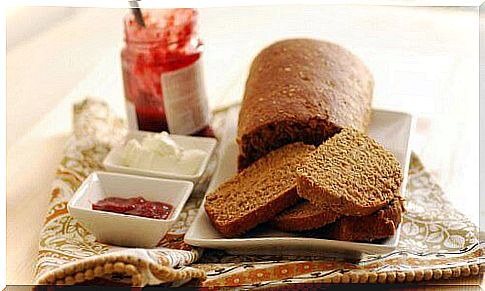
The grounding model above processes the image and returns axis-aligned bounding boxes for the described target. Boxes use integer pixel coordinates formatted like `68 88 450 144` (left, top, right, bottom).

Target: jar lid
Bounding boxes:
124 9 197 45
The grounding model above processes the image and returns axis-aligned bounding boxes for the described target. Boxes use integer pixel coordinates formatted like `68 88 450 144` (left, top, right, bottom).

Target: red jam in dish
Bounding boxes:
92 196 173 220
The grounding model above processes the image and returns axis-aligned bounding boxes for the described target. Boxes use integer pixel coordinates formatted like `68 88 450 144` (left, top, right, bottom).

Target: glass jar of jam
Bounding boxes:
121 9 213 136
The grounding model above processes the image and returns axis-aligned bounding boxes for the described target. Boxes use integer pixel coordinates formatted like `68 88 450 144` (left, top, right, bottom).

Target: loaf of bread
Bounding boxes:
272 200 341 232
237 38 374 170
204 143 315 237
297 128 403 217
324 198 404 242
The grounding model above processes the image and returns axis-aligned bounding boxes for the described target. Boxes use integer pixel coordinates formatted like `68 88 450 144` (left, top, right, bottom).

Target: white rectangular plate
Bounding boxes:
185 107 414 257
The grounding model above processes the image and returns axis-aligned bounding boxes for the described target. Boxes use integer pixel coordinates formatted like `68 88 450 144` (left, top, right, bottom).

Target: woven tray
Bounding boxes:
34 99 483 287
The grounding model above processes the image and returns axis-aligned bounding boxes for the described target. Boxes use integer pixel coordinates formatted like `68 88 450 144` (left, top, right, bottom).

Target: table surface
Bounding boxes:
6 5 482 287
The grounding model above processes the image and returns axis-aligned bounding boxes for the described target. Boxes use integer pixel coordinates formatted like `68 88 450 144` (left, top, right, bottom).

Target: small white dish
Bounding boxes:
185 107 414 257
68 172 194 248
103 131 217 182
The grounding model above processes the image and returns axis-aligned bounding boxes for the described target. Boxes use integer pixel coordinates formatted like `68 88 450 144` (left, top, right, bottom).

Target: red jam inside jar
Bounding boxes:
121 9 214 137
92 196 173 220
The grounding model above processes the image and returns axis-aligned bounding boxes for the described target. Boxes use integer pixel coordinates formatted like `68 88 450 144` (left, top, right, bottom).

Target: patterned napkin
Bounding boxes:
34 98 483 287
34 99 206 286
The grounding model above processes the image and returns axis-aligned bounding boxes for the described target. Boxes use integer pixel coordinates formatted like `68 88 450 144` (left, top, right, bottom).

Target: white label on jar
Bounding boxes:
161 58 210 135
125 100 139 130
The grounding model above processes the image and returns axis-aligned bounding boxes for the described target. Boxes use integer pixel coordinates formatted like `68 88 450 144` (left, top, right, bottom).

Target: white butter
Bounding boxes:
121 132 207 175
141 131 182 158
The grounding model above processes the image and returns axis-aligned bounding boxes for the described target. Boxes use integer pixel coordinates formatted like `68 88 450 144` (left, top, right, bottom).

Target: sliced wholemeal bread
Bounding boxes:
204 142 316 237
297 128 403 216
272 200 341 232
323 197 404 242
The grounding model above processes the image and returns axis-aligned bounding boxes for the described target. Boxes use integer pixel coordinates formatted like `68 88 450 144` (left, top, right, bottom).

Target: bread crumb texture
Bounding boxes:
205 142 315 236
326 197 404 241
272 200 341 231
297 128 403 216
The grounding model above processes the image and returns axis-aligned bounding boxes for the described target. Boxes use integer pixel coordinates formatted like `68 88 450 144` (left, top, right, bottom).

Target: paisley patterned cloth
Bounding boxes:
34 99 207 286
34 98 483 287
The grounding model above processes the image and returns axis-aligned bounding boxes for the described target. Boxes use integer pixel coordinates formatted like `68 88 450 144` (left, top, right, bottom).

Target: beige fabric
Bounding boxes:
34 98 483 287
34 99 208 286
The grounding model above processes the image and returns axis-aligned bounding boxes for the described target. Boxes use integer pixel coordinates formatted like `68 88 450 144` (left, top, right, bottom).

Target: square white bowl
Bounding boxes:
103 131 217 182
185 107 414 257
68 172 194 248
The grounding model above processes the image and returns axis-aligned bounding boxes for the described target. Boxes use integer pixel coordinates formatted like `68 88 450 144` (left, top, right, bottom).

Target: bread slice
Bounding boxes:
204 142 315 237
272 200 341 232
297 128 402 216
324 197 404 242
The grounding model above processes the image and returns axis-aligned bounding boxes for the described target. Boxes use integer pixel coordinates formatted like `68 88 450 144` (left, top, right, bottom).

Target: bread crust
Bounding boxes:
272 200 341 232
237 38 374 170
296 128 403 216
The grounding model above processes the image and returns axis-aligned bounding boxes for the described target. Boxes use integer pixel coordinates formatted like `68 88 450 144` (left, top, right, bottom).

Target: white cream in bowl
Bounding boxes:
121 132 208 175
